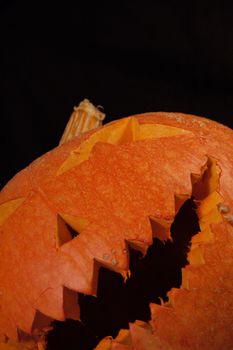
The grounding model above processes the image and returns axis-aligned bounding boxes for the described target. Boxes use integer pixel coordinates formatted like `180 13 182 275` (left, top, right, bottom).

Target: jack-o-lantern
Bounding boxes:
0 100 233 350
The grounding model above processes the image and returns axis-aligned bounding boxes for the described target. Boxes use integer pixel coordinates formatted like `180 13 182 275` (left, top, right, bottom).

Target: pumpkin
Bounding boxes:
0 100 233 350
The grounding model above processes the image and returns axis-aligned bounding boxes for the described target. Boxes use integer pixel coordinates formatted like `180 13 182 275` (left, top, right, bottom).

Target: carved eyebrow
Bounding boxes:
57 117 191 176
0 197 26 226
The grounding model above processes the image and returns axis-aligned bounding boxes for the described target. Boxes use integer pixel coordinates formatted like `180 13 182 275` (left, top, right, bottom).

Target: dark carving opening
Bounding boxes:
56 215 80 247
47 197 199 350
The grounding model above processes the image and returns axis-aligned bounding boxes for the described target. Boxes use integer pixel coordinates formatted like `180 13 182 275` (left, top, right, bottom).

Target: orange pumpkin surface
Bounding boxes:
0 111 233 350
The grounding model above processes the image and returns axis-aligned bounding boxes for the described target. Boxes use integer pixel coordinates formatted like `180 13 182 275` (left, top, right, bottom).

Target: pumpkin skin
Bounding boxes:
0 112 233 349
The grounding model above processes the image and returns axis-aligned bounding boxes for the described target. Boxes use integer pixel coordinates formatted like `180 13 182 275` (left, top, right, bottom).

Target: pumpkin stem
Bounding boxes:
59 99 106 145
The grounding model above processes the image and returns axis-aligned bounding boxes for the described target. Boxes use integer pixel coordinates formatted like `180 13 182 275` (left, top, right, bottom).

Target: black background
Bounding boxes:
1 0 233 189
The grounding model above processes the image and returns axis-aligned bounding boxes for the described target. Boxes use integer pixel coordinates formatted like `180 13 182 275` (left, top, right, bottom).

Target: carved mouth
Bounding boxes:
44 157 223 350
46 197 199 350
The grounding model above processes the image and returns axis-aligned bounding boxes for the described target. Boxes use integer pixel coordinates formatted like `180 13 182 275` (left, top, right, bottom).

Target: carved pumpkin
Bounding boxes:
0 102 233 350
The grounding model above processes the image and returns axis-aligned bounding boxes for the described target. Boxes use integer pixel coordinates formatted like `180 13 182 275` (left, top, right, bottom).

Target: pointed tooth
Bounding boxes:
174 193 190 213
34 285 65 321
31 310 53 332
63 287 80 320
149 216 172 241
129 322 158 350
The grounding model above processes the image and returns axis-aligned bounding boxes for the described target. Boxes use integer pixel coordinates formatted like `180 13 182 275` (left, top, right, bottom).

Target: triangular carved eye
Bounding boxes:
56 214 89 247
56 215 75 247
56 215 80 247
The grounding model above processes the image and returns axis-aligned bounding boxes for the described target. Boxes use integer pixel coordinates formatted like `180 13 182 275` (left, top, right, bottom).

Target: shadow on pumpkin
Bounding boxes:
46 198 199 350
